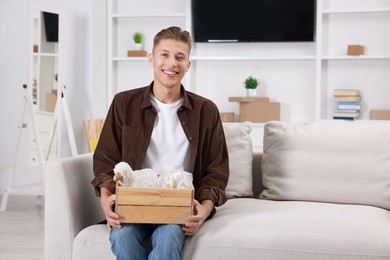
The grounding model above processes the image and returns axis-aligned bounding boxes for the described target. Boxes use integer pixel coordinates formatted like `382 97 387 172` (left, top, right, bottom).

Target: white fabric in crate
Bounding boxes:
260 121 390 210
223 122 253 198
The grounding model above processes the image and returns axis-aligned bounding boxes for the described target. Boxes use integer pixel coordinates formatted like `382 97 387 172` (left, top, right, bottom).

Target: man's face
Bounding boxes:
148 39 191 91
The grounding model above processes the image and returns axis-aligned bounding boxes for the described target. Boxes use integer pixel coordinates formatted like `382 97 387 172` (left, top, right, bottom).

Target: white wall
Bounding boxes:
0 0 95 193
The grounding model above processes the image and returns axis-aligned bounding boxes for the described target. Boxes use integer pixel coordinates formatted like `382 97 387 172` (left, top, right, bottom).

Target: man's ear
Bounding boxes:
148 52 153 66
186 60 191 72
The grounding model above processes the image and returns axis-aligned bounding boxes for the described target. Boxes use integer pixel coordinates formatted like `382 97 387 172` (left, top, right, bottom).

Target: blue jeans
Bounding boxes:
109 224 185 260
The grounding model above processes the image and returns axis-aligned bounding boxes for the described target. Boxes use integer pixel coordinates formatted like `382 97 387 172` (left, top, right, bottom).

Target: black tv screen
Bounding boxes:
43 12 59 42
192 0 315 42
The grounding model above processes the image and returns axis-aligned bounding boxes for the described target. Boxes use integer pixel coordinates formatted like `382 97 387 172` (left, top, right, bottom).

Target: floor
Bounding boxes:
0 195 44 260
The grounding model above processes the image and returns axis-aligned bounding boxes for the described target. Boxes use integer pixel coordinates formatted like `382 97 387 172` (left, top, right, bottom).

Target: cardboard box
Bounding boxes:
229 96 280 123
220 112 235 122
127 50 147 57
370 109 390 120
347 45 364 56
115 184 194 224
46 90 57 112
239 102 280 122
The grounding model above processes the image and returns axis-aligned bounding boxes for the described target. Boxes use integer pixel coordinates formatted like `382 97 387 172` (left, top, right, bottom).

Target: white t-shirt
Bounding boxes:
142 94 191 173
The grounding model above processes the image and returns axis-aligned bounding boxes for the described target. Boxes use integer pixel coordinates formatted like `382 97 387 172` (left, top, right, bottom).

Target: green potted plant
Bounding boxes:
132 32 143 50
244 75 259 97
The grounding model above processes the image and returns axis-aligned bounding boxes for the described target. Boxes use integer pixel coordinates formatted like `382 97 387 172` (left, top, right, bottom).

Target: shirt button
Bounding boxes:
188 136 193 140
182 121 186 125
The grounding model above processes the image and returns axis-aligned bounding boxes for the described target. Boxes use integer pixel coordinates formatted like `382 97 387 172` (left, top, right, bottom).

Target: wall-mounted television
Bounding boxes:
43 12 59 42
192 0 315 43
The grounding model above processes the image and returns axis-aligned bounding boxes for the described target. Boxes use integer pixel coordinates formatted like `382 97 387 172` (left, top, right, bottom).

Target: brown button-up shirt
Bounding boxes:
92 83 229 206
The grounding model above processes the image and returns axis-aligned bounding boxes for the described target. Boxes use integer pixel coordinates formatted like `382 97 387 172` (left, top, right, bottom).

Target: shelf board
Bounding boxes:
323 9 390 15
112 57 148 61
112 13 186 19
33 52 58 57
190 56 316 61
322 55 390 60
112 56 316 62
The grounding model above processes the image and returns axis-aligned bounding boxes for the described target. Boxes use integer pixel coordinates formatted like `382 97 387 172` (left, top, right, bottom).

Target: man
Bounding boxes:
92 26 229 260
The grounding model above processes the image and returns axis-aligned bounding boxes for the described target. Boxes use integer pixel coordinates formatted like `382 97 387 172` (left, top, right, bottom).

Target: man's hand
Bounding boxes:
100 187 121 232
183 199 214 236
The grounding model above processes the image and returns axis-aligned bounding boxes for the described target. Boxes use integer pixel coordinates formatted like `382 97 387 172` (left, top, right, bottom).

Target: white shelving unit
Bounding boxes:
106 0 390 122
317 0 390 120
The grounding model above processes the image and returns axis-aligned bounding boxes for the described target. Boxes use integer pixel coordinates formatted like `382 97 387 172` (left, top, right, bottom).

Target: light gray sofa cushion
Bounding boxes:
260 121 390 210
183 198 390 260
223 122 253 198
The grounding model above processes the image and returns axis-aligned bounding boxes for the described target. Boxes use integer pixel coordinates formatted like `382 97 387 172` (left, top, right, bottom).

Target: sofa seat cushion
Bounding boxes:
73 224 115 260
183 198 390 260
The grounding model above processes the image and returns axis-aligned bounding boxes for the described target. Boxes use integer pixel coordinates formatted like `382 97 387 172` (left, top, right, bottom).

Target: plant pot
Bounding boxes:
135 43 142 50
246 88 257 97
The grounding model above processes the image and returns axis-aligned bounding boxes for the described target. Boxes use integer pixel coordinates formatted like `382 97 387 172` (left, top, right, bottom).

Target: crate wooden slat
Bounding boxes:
116 184 194 224
117 205 192 224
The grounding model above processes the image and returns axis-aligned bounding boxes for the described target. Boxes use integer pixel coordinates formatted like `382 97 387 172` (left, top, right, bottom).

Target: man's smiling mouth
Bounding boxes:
163 70 178 75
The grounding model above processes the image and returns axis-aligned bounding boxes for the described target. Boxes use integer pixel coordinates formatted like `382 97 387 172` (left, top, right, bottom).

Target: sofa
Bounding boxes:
45 121 390 260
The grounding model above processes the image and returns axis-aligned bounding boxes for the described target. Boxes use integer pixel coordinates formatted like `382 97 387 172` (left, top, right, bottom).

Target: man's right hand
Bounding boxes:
100 187 121 232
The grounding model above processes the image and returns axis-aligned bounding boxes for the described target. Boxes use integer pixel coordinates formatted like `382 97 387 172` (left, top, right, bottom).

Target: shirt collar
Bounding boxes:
141 81 193 111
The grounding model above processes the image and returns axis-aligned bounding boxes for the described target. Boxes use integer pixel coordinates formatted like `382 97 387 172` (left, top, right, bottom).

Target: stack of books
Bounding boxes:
333 89 361 120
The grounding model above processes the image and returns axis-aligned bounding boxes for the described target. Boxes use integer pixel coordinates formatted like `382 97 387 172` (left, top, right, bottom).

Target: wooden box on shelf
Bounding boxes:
370 109 390 120
220 112 235 122
347 45 364 56
46 90 57 112
127 50 147 57
115 183 194 224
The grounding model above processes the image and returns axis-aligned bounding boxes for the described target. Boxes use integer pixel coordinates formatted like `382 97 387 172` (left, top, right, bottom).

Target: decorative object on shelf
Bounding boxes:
370 109 390 120
220 112 235 122
244 75 259 97
32 79 38 104
83 118 105 152
132 32 143 50
127 32 146 57
33 45 39 53
46 90 57 112
333 89 361 120
347 45 364 56
127 50 147 57
229 96 280 123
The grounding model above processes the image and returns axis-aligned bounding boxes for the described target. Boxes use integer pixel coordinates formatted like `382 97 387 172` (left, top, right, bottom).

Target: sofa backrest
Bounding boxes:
260 120 390 210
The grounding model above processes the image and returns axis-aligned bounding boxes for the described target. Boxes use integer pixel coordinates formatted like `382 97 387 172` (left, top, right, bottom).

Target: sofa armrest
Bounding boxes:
44 153 104 260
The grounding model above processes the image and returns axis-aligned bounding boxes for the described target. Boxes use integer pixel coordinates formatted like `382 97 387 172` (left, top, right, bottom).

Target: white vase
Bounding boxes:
135 43 142 50
246 88 257 97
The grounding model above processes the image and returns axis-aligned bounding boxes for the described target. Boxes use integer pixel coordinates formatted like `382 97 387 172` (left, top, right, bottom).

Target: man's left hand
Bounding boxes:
183 199 214 236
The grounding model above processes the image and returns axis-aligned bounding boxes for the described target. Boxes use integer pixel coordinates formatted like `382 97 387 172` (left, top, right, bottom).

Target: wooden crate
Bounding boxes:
115 184 194 224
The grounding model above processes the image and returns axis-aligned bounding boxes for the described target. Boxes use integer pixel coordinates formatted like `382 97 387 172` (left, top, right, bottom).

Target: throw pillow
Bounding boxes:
260 121 390 210
223 122 253 198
